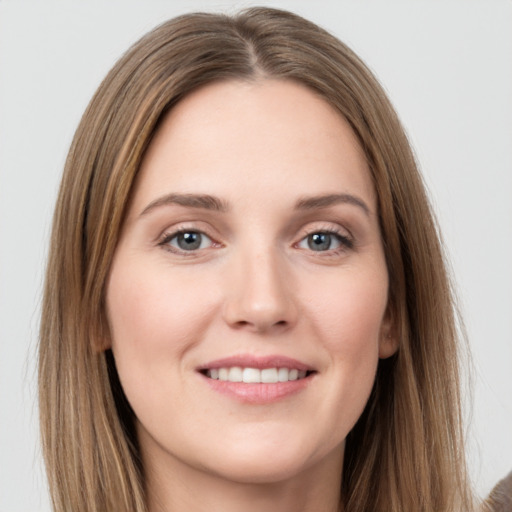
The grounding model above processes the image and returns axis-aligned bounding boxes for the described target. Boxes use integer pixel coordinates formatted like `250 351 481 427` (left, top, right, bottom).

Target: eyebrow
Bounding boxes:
140 193 230 216
139 192 370 217
294 193 371 216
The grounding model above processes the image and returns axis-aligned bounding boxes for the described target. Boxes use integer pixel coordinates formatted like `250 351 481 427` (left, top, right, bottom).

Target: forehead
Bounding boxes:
130 79 375 216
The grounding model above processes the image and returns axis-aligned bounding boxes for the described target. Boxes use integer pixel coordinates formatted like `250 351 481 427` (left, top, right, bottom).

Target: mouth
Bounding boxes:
200 367 314 383
197 355 317 403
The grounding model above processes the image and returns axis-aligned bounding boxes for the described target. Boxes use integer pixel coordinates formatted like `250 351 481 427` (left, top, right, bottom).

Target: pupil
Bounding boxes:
308 233 331 251
178 232 201 250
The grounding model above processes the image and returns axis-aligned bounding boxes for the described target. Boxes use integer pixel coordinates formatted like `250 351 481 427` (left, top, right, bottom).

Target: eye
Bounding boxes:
297 231 352 252
161 230 213 252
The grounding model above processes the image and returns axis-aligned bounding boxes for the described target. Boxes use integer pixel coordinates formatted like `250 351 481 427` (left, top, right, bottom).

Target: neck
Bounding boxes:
142 439 344 512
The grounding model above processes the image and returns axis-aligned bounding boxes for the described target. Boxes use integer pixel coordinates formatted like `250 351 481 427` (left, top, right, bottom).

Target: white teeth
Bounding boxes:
228 367 243 382
261 368 278 383
207 367 309 383
242 367 260 383
278 368 289 382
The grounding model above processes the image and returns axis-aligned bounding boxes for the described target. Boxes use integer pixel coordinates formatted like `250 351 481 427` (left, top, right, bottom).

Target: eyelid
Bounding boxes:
155 221 354 256
296 222 353 241
155 220 218 242
294 223 355 252
157 223 222 255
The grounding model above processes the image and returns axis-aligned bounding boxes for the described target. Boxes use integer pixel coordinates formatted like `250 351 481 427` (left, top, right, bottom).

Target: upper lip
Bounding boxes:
198 354 314 372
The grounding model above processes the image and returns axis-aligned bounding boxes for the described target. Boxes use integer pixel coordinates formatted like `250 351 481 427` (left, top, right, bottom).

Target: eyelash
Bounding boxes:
158 228 219 255
157 226 354 256
295 226 354 256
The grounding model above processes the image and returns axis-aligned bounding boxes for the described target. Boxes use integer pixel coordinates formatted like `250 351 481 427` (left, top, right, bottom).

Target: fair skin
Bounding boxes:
106 79 396 512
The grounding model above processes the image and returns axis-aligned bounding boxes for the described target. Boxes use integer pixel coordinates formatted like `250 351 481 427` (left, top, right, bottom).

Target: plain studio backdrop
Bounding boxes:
0 1 511 510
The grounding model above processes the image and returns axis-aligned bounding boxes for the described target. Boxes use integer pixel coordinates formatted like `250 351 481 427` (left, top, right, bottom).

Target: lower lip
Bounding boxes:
200 373 313 404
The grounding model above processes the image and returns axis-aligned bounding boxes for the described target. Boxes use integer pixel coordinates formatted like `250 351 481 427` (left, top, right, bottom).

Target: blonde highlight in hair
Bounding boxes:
39 7 475 511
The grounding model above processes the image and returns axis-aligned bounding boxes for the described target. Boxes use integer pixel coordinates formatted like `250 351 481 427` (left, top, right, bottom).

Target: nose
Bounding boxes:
222 249 298 334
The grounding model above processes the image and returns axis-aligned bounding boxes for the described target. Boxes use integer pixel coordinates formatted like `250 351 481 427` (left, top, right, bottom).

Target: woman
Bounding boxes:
39 7 477 512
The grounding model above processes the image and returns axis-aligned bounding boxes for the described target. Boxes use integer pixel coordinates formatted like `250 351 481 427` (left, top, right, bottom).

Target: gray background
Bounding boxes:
1 1 511 510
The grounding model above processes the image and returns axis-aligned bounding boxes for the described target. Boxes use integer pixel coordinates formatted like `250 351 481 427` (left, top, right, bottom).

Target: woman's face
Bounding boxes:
106 79 395 485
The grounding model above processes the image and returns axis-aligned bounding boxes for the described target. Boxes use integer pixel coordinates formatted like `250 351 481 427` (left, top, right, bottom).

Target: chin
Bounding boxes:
207 453 311 485
198 437 329 485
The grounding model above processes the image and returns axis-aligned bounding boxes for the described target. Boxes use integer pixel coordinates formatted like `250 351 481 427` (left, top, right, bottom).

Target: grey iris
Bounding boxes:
308 233 331 251
177 232 202 250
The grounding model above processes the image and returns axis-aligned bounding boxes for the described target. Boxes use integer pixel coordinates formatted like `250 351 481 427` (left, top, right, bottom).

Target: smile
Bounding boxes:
197 355 316 403
204 367 311 383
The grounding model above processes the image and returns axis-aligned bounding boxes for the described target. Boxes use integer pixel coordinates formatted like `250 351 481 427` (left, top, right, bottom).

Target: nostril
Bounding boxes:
233 320 251 328
230 318 289 332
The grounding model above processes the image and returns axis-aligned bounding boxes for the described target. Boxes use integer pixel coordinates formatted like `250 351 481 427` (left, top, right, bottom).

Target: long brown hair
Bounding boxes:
39 7 475 511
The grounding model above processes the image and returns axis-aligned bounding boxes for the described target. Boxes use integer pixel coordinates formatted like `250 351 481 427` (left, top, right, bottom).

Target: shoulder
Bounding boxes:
482 471 512 512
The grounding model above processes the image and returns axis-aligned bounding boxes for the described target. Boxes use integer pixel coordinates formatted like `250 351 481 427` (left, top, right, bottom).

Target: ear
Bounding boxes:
93 336 112 353
92 313 112 353
378 306 399 359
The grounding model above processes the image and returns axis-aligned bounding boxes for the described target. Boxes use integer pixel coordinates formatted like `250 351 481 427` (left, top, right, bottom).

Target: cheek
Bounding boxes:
105 257 223 439
300 265 388 427
105 258 214 471
321 286 384 383
304 265 388 354
106 258 218 376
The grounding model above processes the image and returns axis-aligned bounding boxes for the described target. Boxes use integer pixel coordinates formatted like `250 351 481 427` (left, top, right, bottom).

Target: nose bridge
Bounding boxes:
223 242 297 332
